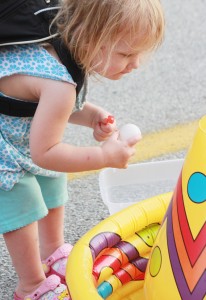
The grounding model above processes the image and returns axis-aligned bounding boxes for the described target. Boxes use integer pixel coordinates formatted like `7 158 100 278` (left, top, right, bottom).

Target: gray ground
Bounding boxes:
0 0 206 298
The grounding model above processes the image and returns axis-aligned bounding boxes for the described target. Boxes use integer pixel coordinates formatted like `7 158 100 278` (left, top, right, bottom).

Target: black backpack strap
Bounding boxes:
0 94 38 117
51 38 85 95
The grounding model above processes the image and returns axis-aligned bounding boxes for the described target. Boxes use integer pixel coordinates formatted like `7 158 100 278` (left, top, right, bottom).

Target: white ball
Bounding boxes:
119 123 142 141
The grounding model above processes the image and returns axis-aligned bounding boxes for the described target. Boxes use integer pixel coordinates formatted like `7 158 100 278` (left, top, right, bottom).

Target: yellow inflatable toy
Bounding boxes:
66 116 206 300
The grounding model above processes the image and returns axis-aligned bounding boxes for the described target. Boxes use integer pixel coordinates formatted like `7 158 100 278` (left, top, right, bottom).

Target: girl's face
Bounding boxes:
93 37 141 80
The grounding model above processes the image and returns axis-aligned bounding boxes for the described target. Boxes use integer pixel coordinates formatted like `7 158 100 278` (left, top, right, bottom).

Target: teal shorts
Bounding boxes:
0 172 69 234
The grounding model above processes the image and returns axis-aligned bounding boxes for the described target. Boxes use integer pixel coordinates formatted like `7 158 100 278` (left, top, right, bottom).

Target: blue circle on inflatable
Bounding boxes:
188 172 206 203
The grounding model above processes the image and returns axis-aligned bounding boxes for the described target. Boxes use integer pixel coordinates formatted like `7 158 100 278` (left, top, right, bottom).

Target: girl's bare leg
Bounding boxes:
38 206 65 260
3 222 46 298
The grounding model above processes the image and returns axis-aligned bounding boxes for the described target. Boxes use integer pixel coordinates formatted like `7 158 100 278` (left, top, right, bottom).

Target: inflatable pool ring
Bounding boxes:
66 192 172 300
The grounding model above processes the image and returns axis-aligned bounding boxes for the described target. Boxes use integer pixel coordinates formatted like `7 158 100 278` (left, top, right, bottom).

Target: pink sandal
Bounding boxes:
42 243 73 284
14 274 71 299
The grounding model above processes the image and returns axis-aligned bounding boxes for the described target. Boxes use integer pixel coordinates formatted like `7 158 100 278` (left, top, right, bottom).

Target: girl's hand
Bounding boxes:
101 131 139 169
93 112 116 142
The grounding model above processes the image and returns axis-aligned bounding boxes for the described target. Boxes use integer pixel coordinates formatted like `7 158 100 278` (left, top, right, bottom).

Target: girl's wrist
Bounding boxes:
96 145 108 169
100 143 111 168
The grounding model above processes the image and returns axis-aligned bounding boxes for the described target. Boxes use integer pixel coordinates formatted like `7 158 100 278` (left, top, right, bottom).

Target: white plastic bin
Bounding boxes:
99 159 184 214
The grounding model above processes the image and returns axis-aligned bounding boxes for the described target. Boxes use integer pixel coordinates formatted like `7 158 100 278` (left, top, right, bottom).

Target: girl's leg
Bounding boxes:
38 205 65 260
3 222 46 298
36 174 71 281
36 174 69 260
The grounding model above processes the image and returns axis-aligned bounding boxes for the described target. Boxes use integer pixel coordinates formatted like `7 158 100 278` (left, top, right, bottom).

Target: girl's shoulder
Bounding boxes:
0 44 76 85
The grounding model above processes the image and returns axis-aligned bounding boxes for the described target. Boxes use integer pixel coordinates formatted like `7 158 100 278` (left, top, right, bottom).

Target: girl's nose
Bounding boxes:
131 55 140 69
127 55 140 71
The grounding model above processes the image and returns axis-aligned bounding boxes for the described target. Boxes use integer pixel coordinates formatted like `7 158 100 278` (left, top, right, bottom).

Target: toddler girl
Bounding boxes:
0 0 164 299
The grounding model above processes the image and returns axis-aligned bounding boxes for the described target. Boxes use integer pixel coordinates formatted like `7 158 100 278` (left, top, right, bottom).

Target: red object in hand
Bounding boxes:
99 115 115 126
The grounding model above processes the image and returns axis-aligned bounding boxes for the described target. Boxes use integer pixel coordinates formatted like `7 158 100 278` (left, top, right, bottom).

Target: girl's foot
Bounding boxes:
42 243 73 284
14 274 71 300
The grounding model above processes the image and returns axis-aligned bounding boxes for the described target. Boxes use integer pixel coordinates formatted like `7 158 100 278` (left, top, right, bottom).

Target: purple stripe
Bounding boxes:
89 232 121 260
115 241 139 261
132 257 148 272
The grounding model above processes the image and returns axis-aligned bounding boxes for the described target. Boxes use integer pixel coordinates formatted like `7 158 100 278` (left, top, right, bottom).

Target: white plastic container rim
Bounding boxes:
99 159 184 214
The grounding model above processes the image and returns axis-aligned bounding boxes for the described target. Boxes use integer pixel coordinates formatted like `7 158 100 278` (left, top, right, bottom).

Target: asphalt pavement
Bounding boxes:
1 0 206 298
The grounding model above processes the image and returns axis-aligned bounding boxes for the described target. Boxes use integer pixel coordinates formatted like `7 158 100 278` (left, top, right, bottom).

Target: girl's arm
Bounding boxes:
30 78 138 172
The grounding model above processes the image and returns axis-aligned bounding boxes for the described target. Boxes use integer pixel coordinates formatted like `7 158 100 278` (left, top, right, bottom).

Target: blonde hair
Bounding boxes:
54 0 165 75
